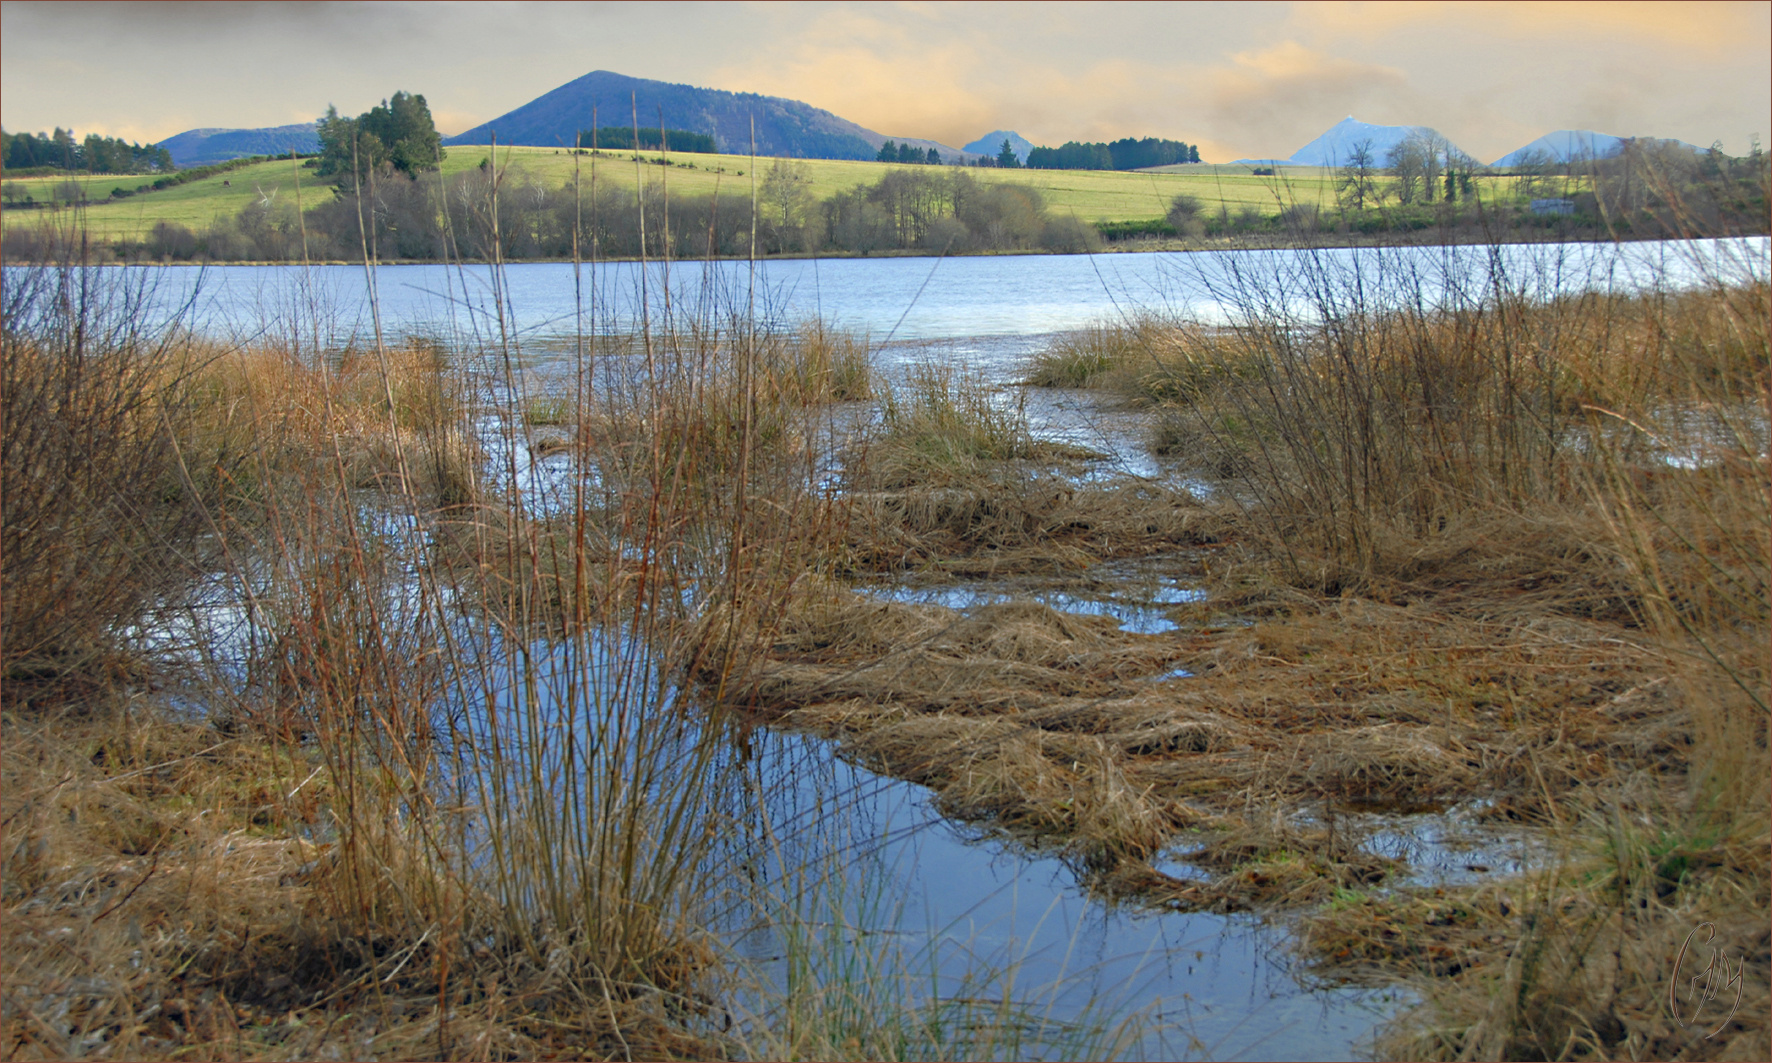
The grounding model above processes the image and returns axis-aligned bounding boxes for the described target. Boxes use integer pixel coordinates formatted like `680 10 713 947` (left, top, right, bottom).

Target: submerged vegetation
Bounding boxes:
2 126 1767 1063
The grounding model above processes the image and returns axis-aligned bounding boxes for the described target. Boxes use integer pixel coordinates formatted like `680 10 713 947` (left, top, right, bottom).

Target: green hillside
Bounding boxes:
5 157 320 241
3 144 1586 258
4 148 1344 243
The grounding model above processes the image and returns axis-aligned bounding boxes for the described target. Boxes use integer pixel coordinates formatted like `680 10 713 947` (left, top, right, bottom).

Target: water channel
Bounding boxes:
36 237 1768 1059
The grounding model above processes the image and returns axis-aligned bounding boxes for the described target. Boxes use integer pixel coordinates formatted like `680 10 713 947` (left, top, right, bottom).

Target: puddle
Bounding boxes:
858 555 1205 636
1151 803 1549 896
1360 809 1550 888
726 729 1398 1061
426 631 1398 1058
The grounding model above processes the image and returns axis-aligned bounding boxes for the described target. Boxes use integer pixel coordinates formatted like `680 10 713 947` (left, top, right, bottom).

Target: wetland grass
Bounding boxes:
718 243 1770 1060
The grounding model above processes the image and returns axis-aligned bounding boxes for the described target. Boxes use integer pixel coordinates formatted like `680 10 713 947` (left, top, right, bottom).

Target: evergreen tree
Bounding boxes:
997 138 1020 168
877 140 898 163
4 131 38 169
316 91 444 182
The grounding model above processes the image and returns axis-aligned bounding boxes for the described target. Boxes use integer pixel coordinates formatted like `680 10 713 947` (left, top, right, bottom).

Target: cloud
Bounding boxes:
2 1 1765 160
1295 0 1765 55
1274 1 1770 156
1195 42 1410 158
710 5 998 146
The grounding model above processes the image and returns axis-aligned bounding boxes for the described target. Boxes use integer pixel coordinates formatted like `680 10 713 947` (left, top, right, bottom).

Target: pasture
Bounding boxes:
4 146 1529 248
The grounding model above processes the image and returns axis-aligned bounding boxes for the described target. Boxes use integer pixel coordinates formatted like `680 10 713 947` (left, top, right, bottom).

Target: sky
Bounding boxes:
3 1 1768 163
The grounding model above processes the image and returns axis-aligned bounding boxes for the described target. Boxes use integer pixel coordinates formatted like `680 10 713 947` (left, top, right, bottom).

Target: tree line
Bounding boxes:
1022 137 1200 171
575 127 718 153
876 140 942 165
118 157 1099 262
45 85 1760 262
1323 130 1766 238
80 137 1767 263
2 128 172 174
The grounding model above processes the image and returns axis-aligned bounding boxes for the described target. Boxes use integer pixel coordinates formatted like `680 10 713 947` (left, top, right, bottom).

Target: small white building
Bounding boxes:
1530 198 1576 216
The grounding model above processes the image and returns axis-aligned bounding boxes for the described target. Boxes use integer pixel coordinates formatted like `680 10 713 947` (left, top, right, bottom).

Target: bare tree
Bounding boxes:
1387 137 1425 205
1387 130 1451 205
1337 139 1378 211
761 158 812 228
1512 148 1553 198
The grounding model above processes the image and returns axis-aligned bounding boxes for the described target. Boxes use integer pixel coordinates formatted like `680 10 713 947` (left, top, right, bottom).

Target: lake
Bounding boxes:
78 236 1770 357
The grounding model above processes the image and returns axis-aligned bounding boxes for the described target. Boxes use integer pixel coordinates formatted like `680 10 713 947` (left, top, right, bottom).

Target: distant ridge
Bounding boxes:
964 130 1032 164
156 123 319 167
1489 129 1703 167
1236 116 1471 167
446 70 970 161
1235 118 1709 171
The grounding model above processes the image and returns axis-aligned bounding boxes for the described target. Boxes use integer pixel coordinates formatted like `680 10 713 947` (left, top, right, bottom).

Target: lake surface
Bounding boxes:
65 236 1770 355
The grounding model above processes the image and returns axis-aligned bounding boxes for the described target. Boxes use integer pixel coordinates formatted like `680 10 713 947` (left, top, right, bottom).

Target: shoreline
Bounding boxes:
11 226 1766 268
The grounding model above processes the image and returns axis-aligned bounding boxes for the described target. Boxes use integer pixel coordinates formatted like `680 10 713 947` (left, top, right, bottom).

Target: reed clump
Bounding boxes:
856 361 1047 489
161 334 481 511
777 320 874 404
1 694 727 1061
1026 315 1267 406
1 268 221 691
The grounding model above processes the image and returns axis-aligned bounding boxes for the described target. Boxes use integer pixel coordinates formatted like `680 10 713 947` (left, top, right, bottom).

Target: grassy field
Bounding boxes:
3 146 1536 247
3 157 320 242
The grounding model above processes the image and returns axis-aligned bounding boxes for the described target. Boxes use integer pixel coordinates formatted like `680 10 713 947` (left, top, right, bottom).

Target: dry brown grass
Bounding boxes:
0 699 726 1061
0 258 844 1060
704 571 1685 895
181 337 482 507
8 220 1764 1061
699 482 1765 1057
837 475 1225 576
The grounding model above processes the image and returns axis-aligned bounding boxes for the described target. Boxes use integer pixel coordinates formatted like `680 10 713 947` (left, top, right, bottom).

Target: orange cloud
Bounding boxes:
1293 0 1762 54
712 4 998 146
1196 42 1411 157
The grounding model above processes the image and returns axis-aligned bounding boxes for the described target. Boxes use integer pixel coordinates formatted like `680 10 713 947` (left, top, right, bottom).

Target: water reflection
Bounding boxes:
727 728 1398 1061
860 554 1207 636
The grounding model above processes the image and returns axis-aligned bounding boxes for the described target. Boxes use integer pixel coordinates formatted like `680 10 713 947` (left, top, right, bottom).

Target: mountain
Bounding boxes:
1239 116 1471 168
156 124 319 167
1489 129 1703 167
446 70 970 161
964 130 1033 164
